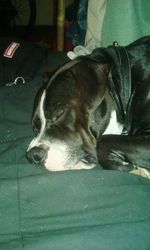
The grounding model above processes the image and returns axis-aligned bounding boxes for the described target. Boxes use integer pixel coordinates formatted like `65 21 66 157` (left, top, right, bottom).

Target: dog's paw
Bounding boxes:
130 167 150 179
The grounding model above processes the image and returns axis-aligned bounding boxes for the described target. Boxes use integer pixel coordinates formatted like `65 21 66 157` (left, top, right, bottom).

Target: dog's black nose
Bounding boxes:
26 146 46 164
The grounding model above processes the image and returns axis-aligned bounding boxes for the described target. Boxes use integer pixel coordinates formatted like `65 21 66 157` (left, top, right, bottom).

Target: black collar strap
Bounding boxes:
107 42 132 132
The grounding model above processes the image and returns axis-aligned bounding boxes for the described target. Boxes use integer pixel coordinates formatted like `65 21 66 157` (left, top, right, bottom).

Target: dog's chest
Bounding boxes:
103 110 123 135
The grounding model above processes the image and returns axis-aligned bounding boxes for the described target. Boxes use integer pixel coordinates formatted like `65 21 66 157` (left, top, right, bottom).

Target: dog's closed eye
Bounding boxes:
52 109 65 123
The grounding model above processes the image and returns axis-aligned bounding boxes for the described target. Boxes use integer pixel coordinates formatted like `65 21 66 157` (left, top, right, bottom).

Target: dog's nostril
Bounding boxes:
27 147 46 164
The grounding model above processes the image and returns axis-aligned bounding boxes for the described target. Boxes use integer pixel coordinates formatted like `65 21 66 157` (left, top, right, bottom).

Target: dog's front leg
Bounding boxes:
97 135 150 178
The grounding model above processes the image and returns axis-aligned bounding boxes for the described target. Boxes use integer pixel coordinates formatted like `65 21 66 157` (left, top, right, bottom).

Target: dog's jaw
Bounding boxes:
43 141 96 171
28 136 96 171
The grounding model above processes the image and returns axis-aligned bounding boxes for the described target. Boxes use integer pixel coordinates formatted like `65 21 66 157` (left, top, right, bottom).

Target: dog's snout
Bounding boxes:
27 146 46 164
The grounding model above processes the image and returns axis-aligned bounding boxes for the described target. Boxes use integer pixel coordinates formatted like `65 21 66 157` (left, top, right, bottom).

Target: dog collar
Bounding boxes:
107 42 132 133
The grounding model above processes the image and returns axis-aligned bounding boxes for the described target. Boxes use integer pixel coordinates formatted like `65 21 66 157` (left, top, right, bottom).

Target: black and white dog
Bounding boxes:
27 36 150 178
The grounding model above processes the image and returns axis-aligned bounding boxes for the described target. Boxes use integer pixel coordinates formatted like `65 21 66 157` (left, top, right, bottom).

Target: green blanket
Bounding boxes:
0 49 150 250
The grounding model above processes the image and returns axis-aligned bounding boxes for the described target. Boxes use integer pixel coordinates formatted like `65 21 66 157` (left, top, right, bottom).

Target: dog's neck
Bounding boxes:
106 45 132 134
91 89 123 138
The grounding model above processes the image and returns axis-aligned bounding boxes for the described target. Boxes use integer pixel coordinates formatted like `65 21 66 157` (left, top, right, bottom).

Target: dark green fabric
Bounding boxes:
0 48 150 250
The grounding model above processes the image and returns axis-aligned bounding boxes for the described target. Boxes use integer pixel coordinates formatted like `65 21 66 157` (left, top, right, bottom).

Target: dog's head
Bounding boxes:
27 54 111 171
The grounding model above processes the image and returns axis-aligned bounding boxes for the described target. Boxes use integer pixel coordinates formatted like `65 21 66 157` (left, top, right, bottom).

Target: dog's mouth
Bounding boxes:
42 151 97 172
73 153 97 169
81 152 98 165
27 139 97 172
73 159 96 170
43 159 96 172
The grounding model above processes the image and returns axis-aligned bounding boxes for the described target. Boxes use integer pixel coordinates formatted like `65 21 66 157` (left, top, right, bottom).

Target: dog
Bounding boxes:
27 36 150 178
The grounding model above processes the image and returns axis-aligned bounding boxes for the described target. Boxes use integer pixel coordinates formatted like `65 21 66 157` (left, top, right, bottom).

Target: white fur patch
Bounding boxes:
103 110 123 135
44 141 69 171
27 90 46 150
